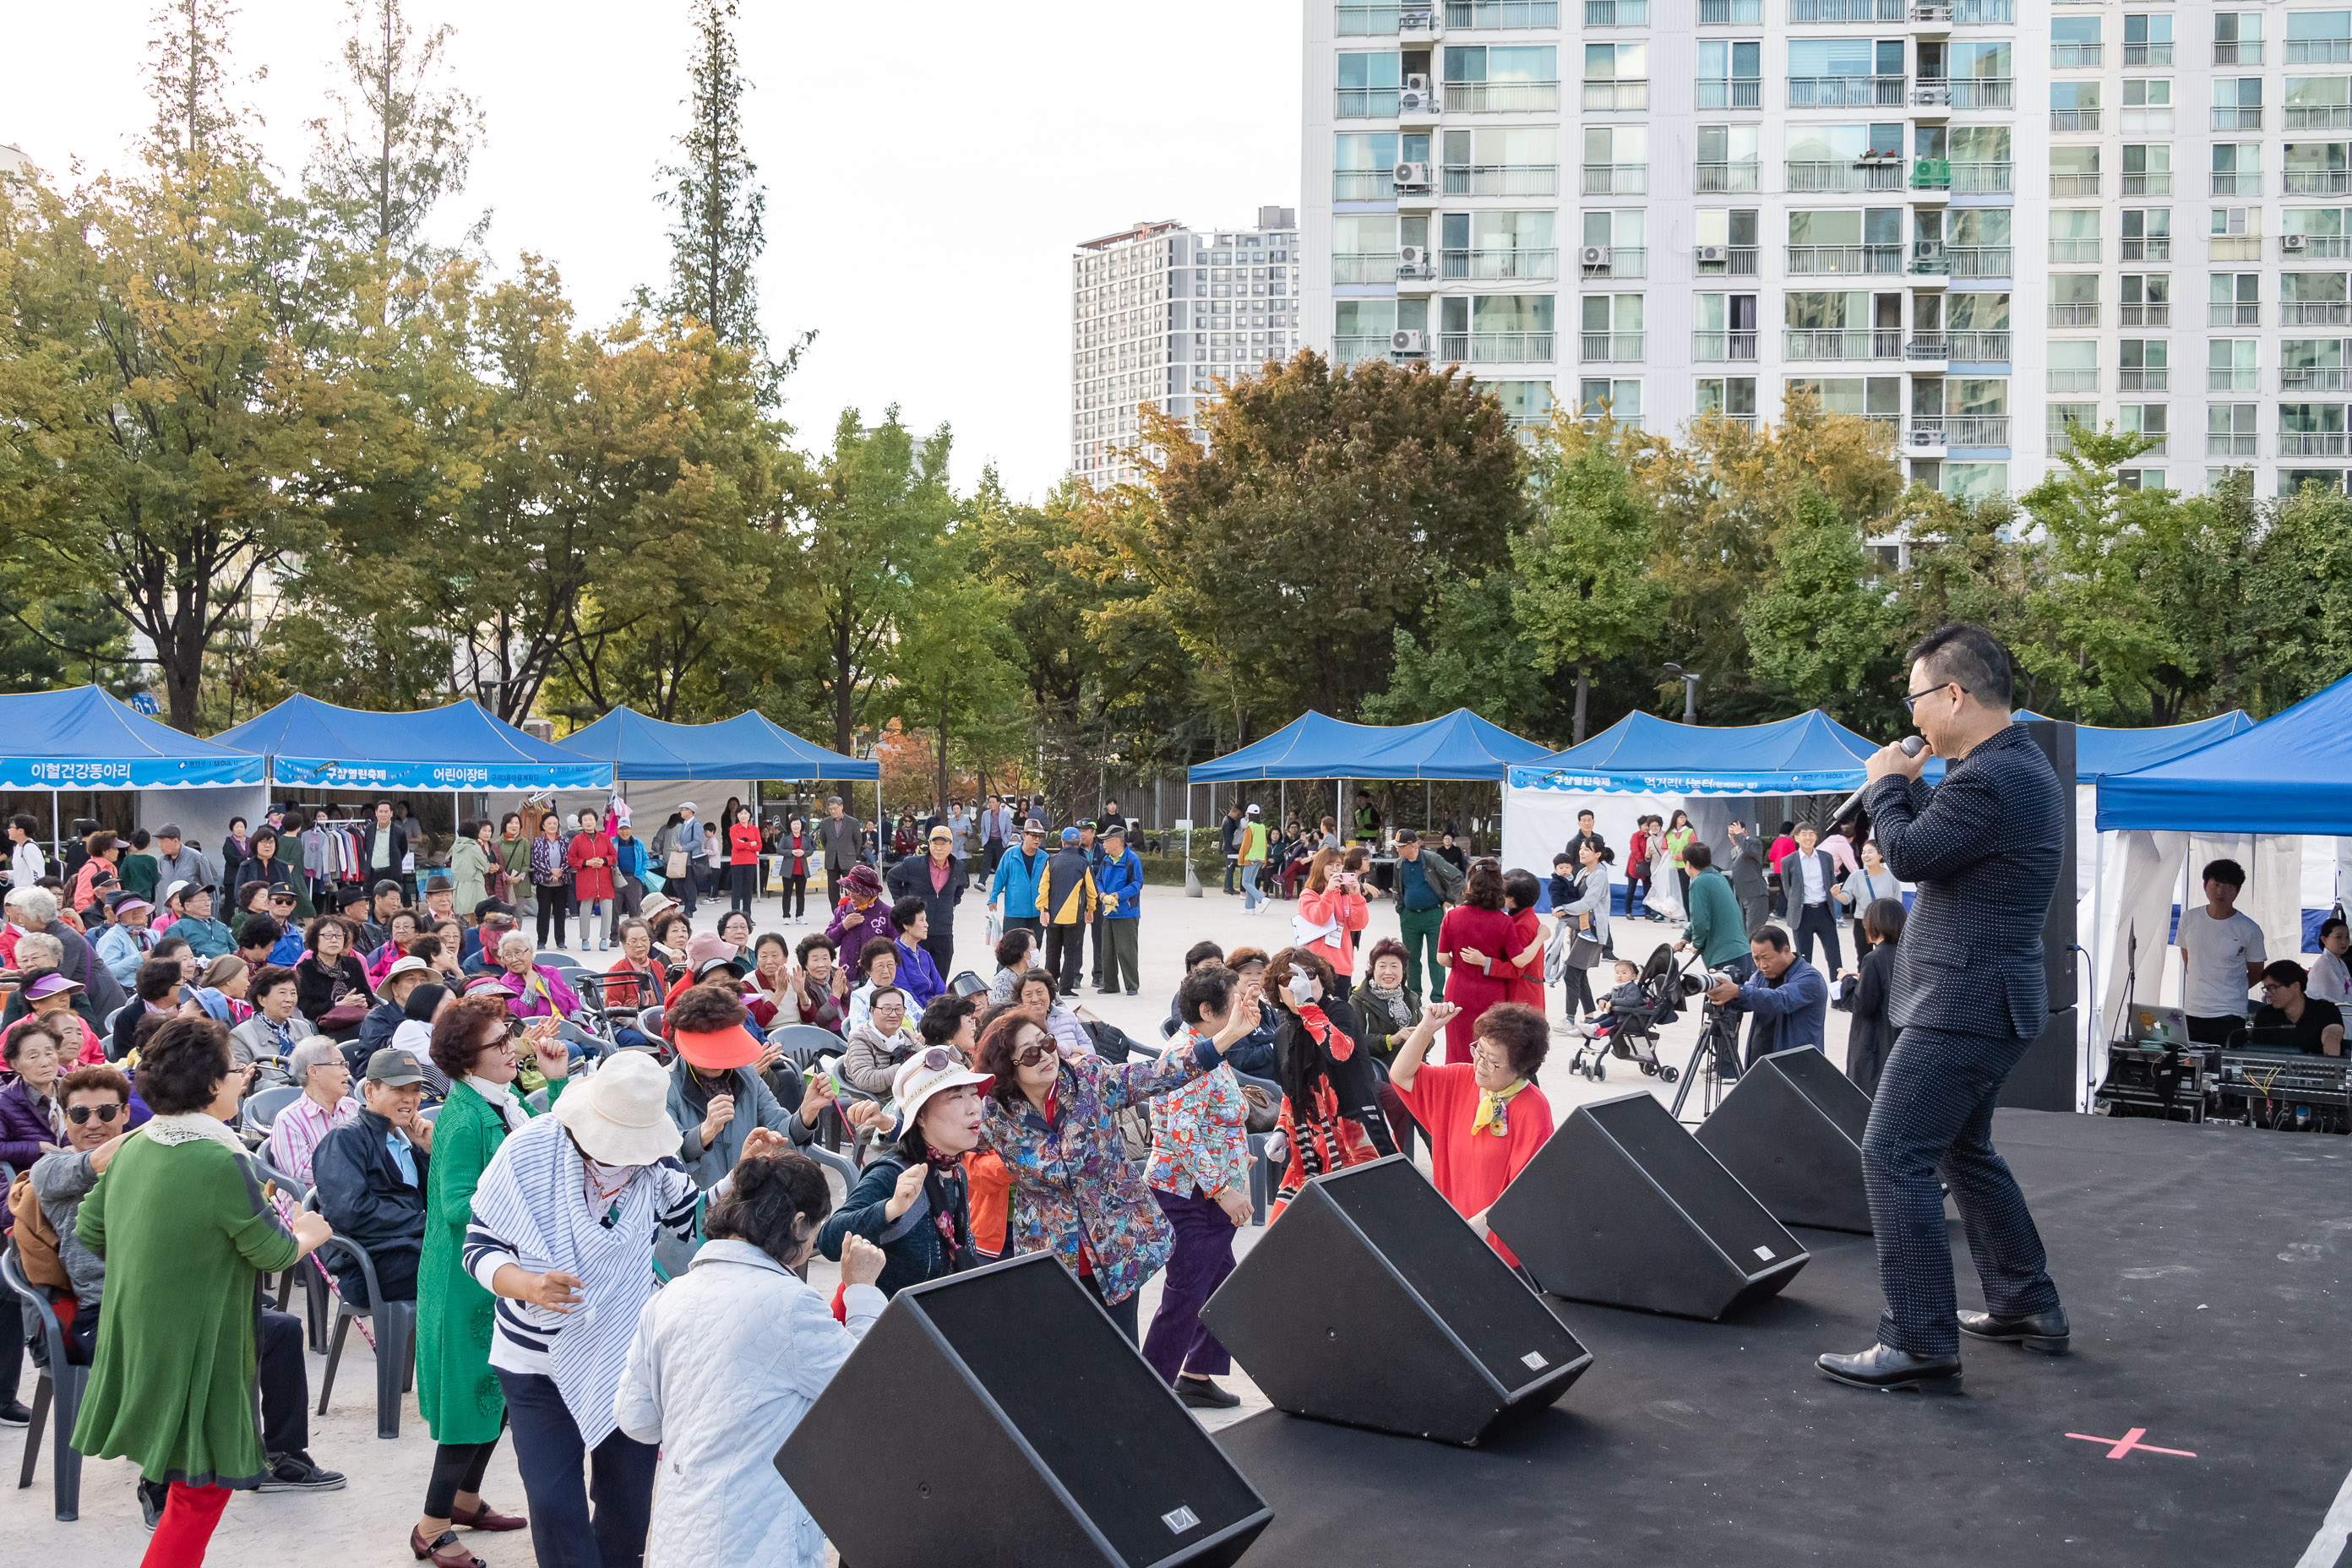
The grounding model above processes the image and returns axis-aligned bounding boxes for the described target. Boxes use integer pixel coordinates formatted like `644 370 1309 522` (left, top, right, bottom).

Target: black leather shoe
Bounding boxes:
1958 1306 2070 1354
1816 1343 1963 1392
1175 1375 1241 1409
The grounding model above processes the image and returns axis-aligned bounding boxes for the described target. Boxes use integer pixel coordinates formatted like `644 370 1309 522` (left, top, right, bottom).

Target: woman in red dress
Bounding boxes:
1436 862 1519 1064
1498 868 1550 1015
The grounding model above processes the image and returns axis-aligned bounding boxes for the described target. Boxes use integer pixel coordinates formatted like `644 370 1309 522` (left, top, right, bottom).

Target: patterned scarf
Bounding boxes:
1366 982 1413 1030
1471 1078 1531 1138
1295 1001 1350 1059
922 1142 968 1270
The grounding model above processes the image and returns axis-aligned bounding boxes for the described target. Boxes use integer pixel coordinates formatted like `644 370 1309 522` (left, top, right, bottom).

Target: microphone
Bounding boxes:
1833 736 1926 823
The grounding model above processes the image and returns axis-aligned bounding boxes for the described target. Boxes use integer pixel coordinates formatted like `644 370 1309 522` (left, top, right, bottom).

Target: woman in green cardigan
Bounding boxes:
73 1016 333 1565
408 996 571 1567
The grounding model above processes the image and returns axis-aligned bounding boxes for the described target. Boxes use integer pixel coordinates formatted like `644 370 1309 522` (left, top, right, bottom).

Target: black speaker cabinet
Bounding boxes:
2019 716 2079 1014
1200 1156 1592 1446
776 1252 1271 1567
1695 1046 1876 1233
1489 1092 1810 1320
1997 1005 2079 1113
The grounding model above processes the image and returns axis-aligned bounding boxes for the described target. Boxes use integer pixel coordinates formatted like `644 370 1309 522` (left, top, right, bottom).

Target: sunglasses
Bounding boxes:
1011 1036 1057 1069
67 1102 126 1124
910 1046 965 1075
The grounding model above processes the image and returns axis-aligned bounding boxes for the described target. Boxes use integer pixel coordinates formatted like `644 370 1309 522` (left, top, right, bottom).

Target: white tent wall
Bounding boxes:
1501 786 1795 913
133 784 267 863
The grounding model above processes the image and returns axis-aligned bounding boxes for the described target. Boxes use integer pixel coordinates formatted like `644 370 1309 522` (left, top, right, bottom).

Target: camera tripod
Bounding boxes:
1668 950 1745 1124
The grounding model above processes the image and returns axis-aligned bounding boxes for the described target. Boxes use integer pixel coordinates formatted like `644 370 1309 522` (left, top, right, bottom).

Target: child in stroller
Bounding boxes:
1562 943 1687 1083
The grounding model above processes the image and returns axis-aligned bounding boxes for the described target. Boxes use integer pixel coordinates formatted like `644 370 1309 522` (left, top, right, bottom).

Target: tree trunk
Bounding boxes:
1572 662 1590 746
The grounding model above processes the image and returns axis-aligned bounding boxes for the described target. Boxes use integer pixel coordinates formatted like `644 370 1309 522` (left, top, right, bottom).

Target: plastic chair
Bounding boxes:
302 1191 416 1440
538 952 583 973
251 1152 329 1352
1247 1131 1283 1227
3 1248 84 1522
525 1086 549 1114
417 1105 439 1124
239 1085 302 1143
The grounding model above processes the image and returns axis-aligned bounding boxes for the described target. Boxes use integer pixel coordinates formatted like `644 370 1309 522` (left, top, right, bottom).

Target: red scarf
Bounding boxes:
1295 1002 1353 1061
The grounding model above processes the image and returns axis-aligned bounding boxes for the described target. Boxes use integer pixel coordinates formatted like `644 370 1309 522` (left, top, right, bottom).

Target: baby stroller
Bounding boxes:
1563 942 1687 1084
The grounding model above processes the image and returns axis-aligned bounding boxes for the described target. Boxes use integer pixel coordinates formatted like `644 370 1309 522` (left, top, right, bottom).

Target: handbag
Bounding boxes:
1240 1081 1281 1135
665 847 690 879
1567 932 1605 970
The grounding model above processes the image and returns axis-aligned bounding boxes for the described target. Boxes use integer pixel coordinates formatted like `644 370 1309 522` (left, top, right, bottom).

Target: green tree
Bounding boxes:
2238 476 2352 714
2016 425 2178 722
1511 421 1666 742
1741 486 1893 716
305 0 488 276
887 526 1026 814
1363 567 1556 737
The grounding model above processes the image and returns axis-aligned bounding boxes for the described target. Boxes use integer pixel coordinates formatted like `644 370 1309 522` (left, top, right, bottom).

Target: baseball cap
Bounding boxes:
1060 827 1081 845
928 825 952 842
363 1047 427 1087
163 879 214 905
472 896 516 920
1396 829 1421 844
1246 803 1261 817
1021 819 1045 836
268 885 299 902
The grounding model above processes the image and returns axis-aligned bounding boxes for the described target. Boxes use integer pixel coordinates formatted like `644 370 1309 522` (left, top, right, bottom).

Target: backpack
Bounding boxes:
7 1168 70 1290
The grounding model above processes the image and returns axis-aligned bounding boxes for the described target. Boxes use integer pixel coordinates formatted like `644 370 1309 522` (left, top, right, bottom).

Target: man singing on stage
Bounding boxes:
1818 623 2068 1392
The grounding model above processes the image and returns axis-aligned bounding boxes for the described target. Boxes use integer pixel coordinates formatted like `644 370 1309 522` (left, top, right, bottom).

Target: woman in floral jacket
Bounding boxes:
975 991 1261 1341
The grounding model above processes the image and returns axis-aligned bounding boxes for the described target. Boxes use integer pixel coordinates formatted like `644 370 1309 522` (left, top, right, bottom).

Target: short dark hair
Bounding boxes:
890 896 926 933
2262 959 2310 991
1475 1002 1550 1080
2323 917 2349 943
1863 897 1907 946
429 994 513 1080
1363 937 1408 976
1463 863 1505 911
129 829 150 850
670 982 749 1035
1908 622 2014 710
865 984 907 1013
794 932 837 967
1176 961 1239 1025
858 937 898 977
1684 841 1713 871
135 956 183 1004
918 992 977 1045
138 1017 235 1115
1015 968 1058 1004
250 963 298 1003
1184 940 1225 971
1750 924 1794 952
1502 868 1541 911
994 928 1035 970
704 1150 834 1266
237 913 281 950
150 934 190 963
4 1015 63 1065
60 1064 132 1106
2201 858 2246 890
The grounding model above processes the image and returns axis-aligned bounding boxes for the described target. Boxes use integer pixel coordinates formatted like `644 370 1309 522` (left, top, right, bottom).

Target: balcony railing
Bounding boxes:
2284 300 2352 324
2050 109 2101 132
2287 38 2352 64
1785 243 1903 274
1784 329 1903 359
2121 172 2173 195
2121 237 2172 262
2279 430 2352 455
2049 237 2102 263
1948 329 2012 360
1440 331 1559 362
2050 302 2100 327
1913 80 1950 106
2050 43 2102 68
2121 108 2174 133
1696 245 1761 274
1446 81 1560 112
1907 333 1948 357
2210 368 2260 391
2288 234 2352 257
1333 335 1394 366
2213 107 2265 131
2211 236 2262 261
1336 4 1404 34
1787 74 1908 107
2286 169 2352 194
1443 163 1560 195
2287 106 2352 129
2122 42 2174 65
1331 252 1400 284
2284 367 2352 390
1336 89 1402 117
2119 302 2170 326
1696 79 1765 108
1693 330 1760 361
1948 78 2014 108
2048 368 2099 392
2212 171 2263 195
2210 302 2261 327
1911 158 1952 189
1951 160 2013 192
1694 161 1761 191
2050 172 2103 196
1442 246 1560 280
1584 0 1647 22
1580 246 1646 278
1582 80 1651 111
2209 432 2262 456
2213 41 2263 65
1947 246 2013 277
1696 0 1761 19
1787 159 1908 190
2118 367 2170 390
1447 0 1561 22
1950 0 2012 19
1577 332 1645 362
1582 162 1648 193
1911 416 2011 447
1790 0 1903 19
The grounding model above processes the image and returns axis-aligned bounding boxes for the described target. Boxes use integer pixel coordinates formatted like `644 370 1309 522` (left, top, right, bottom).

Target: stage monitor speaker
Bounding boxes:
2019 716 2079 1014
1489 1092 1810 1320
1694 1046 1876 1233
776 1252 1271 1568
1996 1004 2078 1113
1199 1156 1592 1446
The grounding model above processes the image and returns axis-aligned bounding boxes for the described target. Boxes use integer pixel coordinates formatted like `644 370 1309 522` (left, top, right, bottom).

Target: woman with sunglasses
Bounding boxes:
816 1048 994 1297
972 991 1262 1342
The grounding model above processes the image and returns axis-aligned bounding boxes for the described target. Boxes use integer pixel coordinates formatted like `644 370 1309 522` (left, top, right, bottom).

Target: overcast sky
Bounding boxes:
3 1 1302 502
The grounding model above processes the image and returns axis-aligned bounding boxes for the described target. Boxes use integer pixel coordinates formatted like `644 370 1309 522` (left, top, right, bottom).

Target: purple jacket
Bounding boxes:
825 897 898 969
0 1077 61 1173
491 964 582 1021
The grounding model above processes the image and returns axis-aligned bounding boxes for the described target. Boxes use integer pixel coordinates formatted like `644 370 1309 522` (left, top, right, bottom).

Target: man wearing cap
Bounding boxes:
150 824 207 902
886 824 966 983
418 873 457 929
825 863 898 966
352 953 438 1070
662 982 861 1190
1094 825 1146 996
163 879 236 961
1034 826 1101 996
610 814 647 920
313 1046 436 1304
1393 829 1463 1001
818 795 864 901
988 818 1049 939
95 896 160 988
1238 803 1269 913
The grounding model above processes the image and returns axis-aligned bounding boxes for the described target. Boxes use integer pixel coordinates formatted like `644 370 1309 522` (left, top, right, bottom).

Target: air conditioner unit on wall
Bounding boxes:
2284 233 2308 250
1698 245 1729 262
1391 329 1427 356
1581 246 1614 268
1398 244 1435 278
1393 161 1435 190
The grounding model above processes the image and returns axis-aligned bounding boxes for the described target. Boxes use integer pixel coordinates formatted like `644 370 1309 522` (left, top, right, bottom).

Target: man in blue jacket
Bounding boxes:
1093 825 1145 996
1706 923 1828 1069
987 818 1048 938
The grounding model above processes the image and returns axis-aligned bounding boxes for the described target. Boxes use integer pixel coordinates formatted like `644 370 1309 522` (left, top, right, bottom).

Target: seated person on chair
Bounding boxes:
30 1064 344 1494
311 1046 434 1304
2253 960 2345 1056
1706 923 1829 1070
486 930 580 1024
228 964 316 1068
354 955 437 1066
1574 958 1644 1039
262 1037 357 1212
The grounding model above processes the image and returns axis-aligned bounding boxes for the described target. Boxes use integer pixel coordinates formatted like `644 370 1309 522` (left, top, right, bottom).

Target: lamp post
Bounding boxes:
1663 663 1701 724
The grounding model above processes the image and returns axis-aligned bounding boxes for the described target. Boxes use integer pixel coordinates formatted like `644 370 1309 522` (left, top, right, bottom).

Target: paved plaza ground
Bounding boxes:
3 879 1860 1563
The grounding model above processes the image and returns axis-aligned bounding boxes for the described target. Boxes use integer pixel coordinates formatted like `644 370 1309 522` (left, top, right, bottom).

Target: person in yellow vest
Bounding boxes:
1033 828 1099 1000
1238 804 1269 914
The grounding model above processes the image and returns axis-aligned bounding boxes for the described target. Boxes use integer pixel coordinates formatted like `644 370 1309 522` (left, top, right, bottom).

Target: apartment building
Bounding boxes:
1304 0 2352 498
1071 208 1302 487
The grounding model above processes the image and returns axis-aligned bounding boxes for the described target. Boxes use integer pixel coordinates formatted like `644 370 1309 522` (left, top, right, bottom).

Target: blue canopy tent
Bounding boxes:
215 696 612 792
2018 709 2255 784
0 686 266 853
556 707 877 782
2095 682 2350 833
1511 709 1879 797
1187 710 1552 783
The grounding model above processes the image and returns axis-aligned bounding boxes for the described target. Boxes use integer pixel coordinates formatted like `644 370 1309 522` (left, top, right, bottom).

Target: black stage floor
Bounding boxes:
1213 1110 2352 1567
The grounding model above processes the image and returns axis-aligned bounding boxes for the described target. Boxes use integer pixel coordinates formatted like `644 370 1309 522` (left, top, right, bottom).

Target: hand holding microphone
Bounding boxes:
1837 735 1930 821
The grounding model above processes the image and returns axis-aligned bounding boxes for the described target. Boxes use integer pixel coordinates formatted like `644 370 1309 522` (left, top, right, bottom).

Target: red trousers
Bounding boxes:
144 1482 231 1566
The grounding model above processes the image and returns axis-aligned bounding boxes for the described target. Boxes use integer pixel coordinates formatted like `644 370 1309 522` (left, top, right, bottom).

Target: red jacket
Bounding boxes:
568 831 616 902
727 822 763 867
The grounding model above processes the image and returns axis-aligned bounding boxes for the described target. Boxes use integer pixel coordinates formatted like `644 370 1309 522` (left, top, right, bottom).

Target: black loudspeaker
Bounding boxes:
1489 1092 1810 1320
776 1252 1271 1567
1997 1005 2079 1113
2019 716 2079 1014
1200 1156 1592 1446
1694 1046 1876 1233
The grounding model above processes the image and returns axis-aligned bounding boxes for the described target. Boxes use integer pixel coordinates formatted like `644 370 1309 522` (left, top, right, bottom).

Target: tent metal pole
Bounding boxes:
51 788 59 859
2087 825 2107 1112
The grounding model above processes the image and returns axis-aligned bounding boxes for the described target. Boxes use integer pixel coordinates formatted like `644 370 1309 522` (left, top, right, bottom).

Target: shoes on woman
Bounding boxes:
411 1525 487 1567
449 1499 528 1531
1174 1375 1241 1409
